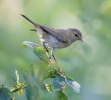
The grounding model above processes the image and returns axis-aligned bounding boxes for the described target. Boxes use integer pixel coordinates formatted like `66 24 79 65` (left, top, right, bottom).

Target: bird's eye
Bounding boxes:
75 34 79 37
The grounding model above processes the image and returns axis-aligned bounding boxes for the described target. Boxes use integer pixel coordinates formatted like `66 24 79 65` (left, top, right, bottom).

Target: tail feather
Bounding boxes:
20 14 38 26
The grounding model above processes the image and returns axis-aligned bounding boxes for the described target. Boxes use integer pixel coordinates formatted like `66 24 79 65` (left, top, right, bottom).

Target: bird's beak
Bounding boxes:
79 38 83 42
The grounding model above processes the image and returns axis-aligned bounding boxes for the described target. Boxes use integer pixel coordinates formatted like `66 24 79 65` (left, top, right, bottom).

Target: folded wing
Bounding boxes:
40 25 68 44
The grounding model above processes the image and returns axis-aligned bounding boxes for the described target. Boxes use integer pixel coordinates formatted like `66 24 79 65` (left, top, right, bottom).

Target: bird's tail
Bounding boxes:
20 14 38 26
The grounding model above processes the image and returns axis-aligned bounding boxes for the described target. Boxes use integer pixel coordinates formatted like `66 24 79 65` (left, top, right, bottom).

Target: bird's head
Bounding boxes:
69 28 83 42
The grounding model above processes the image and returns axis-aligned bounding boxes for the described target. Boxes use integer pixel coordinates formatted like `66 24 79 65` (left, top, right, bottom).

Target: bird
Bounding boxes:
20 14 83 61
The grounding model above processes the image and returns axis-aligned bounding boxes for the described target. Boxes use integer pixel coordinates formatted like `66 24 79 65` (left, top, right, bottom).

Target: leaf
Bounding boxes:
53 91 68 100
10 70 28 95
42 70 57 80
22 41 49 63
53 75 66 90
29 64 36 84
23 65 47 92
45 84 53 93
65 77 81 94
23 64 35 84
0 87 11 100
15 69 20 85
35 78 47 92
22 41 40 49
10 82 28 94
23 74 29 83
25 84 39 100
33 46 48 62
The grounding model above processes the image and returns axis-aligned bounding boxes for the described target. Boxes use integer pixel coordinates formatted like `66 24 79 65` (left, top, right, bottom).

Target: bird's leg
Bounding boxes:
51 48 61 70
41 42 51 59
51 48 65 75
51 48 56 62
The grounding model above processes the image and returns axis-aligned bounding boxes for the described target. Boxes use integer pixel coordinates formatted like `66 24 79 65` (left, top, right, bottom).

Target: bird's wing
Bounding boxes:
39 25 68 44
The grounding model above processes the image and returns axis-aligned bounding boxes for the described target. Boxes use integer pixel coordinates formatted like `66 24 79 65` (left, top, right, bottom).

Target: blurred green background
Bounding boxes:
0 0 111 100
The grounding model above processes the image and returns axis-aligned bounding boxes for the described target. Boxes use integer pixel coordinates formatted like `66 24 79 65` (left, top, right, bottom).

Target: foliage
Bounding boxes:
0 85 12 100
0 41 80 100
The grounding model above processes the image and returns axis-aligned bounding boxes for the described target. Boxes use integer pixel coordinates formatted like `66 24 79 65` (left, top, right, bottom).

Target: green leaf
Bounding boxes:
35 78 47 92
29 64 36 84
23 65 47 92
0 87 11 100
42 70 57 80
23 64 35 84
53 75 66 90
22 41 49 63
45 84 53 93
22 41 40 49
53 91 68 100
10 82 28 94
65 77 81 94
25 84 39 100
23 74 29 83
10 70 28 95
33 46 48 62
